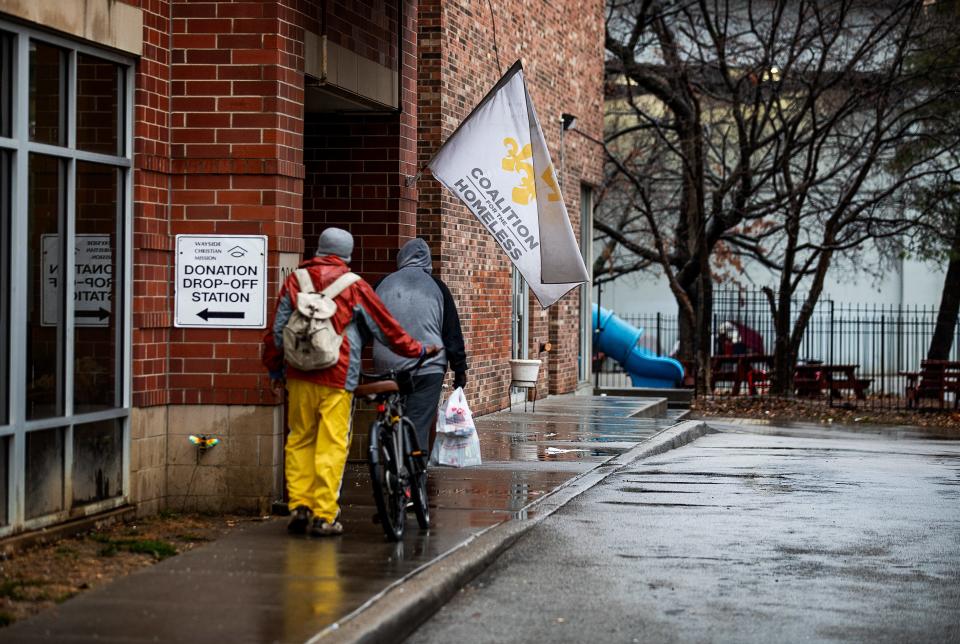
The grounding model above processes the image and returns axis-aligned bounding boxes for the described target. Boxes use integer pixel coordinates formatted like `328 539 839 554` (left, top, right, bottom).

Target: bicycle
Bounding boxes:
355 358 430 541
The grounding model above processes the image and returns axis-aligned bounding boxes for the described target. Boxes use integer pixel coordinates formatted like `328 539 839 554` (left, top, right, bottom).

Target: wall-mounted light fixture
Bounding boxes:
559 113 578 190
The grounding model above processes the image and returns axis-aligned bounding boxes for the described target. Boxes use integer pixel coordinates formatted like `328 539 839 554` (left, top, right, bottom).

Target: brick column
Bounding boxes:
129 0 307 513
131 0 174 516
167 0 304 408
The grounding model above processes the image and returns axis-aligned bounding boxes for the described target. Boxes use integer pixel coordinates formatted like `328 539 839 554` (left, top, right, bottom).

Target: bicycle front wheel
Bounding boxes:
368 422 405 541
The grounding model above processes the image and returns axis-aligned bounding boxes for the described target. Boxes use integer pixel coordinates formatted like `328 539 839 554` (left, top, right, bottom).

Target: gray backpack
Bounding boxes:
282 269 361 371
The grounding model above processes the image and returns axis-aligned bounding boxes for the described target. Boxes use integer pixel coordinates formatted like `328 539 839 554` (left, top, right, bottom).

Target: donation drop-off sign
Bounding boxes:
42 234 114 327
174 235 267 328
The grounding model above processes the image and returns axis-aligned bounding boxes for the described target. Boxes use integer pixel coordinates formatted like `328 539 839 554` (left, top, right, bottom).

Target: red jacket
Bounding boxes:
262 256 423 391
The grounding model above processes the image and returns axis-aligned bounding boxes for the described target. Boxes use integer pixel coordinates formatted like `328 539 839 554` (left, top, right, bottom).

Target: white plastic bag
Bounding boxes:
430 388 481 467
437 387 475 437
429 431 482 468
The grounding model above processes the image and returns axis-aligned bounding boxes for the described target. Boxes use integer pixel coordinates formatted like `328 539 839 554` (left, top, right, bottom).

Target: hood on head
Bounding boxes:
397 238 432 272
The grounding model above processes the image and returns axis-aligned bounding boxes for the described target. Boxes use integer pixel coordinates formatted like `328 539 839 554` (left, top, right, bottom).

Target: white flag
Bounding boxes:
428 61 590 308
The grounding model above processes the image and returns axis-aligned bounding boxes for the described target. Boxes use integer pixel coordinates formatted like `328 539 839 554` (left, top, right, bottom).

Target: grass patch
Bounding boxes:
124 539 177 559
174 533 210 543
0 579 47 601
54 545 79 559
94 537 178 561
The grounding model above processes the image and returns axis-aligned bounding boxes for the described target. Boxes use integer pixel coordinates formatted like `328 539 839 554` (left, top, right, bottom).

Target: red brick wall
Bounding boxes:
303 113 413 278
132 0 308 407
417 0 604 414
323 0 399 71
132 0 173 408
126 0 599 413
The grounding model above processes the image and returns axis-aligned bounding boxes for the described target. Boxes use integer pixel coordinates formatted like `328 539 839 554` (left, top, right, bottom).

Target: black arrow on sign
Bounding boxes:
198 309 245 321
76 308 110 321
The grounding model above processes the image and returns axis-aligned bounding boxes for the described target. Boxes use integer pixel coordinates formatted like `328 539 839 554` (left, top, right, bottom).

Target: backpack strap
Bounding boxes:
294 268 315 294
320 272 361 299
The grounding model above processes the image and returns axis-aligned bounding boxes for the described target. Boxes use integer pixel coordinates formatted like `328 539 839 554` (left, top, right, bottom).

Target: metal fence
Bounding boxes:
595 289 960 410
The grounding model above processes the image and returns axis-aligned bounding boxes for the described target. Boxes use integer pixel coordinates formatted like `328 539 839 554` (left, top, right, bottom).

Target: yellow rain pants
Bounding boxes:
285 379 354 522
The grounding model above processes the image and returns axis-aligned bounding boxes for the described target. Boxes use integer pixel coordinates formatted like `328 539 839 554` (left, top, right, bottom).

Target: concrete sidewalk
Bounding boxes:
1 395 686 644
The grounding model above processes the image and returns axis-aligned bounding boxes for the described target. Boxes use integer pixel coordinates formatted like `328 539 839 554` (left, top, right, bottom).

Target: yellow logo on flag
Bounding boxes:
502 138 561 205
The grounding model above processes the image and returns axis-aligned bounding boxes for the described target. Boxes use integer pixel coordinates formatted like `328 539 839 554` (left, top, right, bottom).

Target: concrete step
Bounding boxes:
595 386 694 408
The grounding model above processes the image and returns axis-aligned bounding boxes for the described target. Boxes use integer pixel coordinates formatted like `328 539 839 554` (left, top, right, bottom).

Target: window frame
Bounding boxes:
0 18 133 535
579 184 594 385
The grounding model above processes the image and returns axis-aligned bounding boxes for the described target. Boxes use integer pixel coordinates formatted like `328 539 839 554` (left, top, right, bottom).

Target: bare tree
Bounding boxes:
889 0 960 362
602 0 957 392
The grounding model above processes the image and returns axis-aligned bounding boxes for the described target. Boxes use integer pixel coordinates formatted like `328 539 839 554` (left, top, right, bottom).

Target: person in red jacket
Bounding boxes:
263 228 438 537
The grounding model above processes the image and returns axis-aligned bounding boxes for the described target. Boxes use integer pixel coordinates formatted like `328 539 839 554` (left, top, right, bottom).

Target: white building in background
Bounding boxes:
598 255 947 317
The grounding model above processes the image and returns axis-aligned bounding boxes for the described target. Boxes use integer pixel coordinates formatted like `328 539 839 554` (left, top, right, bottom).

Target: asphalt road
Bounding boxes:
409 424 960 643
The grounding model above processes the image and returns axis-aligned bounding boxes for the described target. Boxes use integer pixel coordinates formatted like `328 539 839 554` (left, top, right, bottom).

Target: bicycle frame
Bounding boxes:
369 393 408 482
364 381 430 540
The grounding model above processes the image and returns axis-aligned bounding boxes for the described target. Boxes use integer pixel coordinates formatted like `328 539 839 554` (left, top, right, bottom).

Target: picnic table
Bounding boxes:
709 354 773 396
794 363 871 400
900 360 960 409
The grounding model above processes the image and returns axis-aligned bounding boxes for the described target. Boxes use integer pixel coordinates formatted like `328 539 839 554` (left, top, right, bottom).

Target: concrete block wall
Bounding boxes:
130 403 281 515
130 406 168 517
164 405 280 514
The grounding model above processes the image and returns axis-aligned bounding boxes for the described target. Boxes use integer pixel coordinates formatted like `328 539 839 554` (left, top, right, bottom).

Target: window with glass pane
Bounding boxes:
75 162 121 412
1 151 9 425
73 419 123 505
29 40 65 146
27 154 64 420
2 20 132 531
25 427 64 519
77 54 121 156
0 436 8 525
0 32 11 138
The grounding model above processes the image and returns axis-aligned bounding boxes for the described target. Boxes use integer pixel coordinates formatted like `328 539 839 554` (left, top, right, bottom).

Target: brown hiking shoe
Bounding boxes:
310 518 344 537
287 506 313 534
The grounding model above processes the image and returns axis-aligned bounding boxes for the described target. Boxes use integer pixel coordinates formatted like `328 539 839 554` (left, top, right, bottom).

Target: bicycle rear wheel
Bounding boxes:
368 422 405 541
402 417 430 529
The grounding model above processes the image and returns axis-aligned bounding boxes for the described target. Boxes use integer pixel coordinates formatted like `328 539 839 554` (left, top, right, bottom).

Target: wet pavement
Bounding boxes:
413 424 960 643
1 395 683 644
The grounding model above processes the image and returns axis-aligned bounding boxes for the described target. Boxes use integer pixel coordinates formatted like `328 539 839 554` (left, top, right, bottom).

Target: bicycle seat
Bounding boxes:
355 380 399 397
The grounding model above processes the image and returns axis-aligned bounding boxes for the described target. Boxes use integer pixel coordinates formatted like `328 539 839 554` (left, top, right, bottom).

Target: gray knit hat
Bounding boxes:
315 227 353 263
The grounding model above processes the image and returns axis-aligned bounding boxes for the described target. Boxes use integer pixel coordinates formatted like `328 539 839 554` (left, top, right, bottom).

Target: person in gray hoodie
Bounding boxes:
373 238 468 454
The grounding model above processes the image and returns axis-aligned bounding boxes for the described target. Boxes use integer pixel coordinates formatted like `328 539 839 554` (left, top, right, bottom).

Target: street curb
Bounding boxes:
308 420 713 644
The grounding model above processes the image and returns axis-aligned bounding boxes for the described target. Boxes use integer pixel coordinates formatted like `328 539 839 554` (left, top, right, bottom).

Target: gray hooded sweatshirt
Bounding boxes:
373 239 467 377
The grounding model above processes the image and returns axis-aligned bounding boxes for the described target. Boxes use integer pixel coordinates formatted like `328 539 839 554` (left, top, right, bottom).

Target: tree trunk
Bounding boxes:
927 225 960 360
694 271 713 394
678 297 696 365
770 289 795 395
770 209 801 395
786 244 837 388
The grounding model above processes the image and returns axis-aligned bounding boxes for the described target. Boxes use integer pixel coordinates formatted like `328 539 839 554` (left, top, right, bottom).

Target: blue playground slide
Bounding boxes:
593 305 685 388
